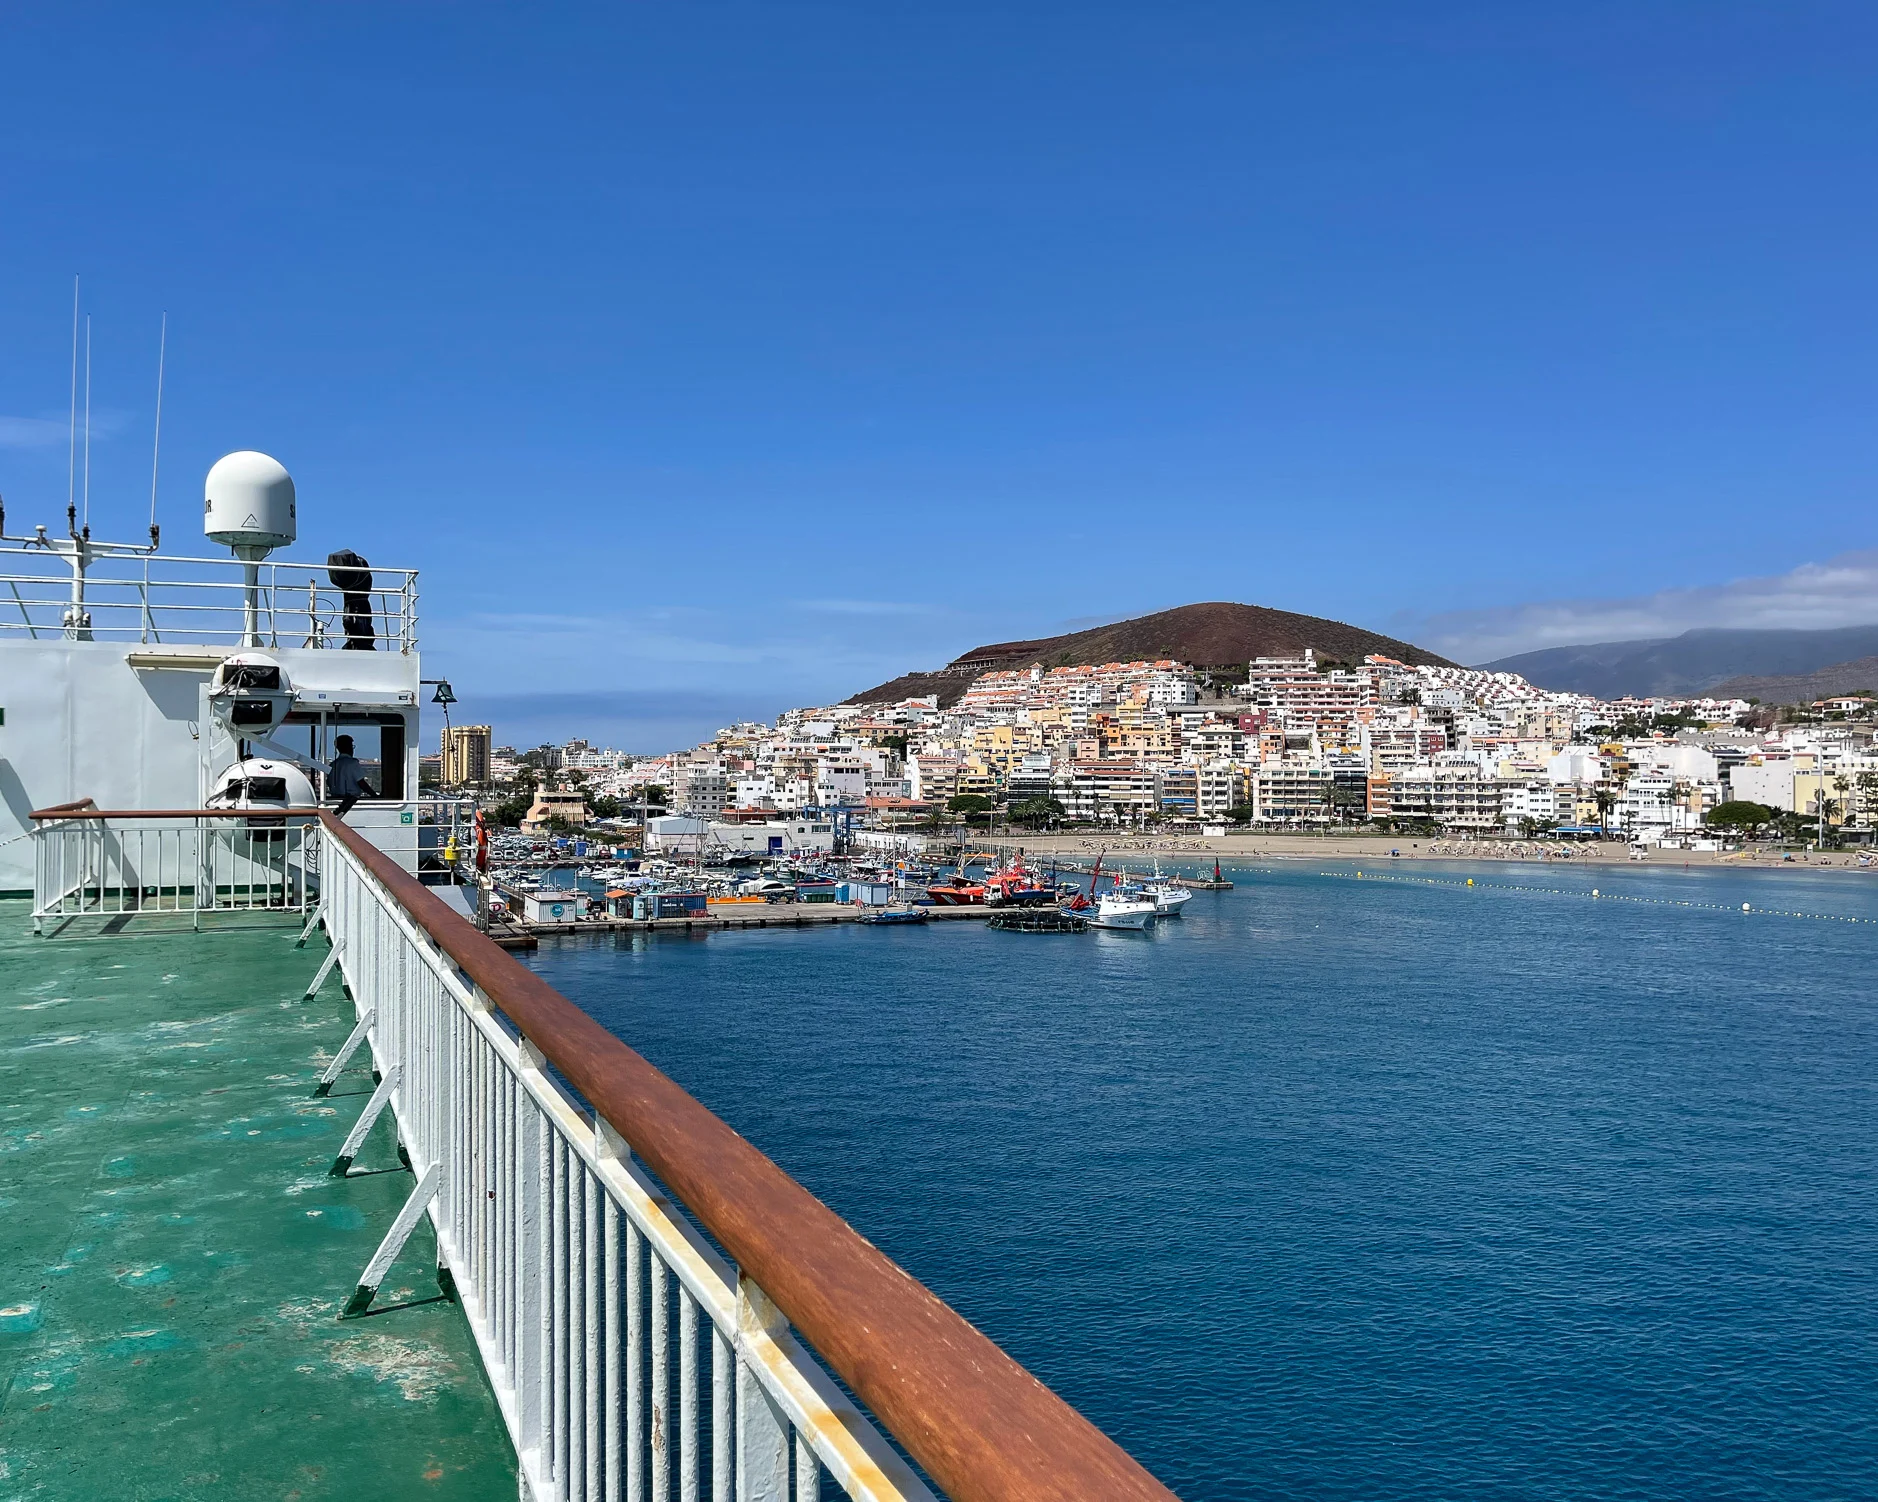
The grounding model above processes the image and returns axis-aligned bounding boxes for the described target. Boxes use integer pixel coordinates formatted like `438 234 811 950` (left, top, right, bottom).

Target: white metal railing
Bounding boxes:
32 812 318 932
318 825 936 1502
0 545 417 651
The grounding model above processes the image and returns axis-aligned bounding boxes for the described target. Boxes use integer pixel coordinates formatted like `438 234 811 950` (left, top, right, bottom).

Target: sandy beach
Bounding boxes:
964 830 1876 873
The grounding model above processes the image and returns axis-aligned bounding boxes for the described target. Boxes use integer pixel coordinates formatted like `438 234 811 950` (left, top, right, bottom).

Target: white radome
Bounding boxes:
206 758 317 810
204 450 297 557
207 652 296 737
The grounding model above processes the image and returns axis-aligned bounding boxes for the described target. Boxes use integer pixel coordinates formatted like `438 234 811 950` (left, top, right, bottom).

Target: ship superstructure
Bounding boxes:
0 451 423 894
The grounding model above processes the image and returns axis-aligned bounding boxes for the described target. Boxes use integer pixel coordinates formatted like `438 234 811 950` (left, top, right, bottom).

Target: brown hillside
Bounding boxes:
1711 655 1878 706
846 601 1454 706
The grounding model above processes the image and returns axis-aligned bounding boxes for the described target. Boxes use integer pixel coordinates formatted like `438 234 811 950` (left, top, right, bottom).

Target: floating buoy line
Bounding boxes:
1314 868 1878 925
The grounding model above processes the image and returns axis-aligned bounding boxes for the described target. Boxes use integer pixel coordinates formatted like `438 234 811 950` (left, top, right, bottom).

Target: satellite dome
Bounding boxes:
204 451 296 557
205 758 317 829
208 652 295 736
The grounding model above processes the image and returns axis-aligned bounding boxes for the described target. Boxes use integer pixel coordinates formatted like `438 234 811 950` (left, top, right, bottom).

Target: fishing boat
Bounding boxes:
926 849 986 905
1141 859 1192 916
982 852 1058 907
925 879 986 905
1087 890 1157 931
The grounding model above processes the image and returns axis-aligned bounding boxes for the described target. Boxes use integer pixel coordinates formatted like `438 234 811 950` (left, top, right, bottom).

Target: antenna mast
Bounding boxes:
67 277 78 526
82 315 92 534
148 313 166 546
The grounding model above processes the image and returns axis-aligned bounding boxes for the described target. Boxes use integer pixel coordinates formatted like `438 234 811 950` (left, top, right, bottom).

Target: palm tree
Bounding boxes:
1591 785 1618 835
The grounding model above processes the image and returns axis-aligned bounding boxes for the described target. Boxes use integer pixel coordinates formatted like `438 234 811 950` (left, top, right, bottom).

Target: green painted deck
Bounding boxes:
0 902 516 1500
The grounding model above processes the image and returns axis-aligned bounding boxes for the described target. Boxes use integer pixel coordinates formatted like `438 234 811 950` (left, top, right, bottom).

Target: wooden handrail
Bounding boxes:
316 812 1176 1502
30 798 98 817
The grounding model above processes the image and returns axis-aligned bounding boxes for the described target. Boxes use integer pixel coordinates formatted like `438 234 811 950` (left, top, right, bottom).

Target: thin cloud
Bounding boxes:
1406 550 1878 664
791 599 939 617
0 410 132 451
0 416 67 450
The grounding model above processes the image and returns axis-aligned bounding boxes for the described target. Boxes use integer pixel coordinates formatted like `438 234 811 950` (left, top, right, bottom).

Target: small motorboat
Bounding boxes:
859 906 930 925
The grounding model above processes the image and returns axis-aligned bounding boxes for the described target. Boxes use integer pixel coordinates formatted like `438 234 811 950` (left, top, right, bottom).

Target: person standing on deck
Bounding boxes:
327 734 377 818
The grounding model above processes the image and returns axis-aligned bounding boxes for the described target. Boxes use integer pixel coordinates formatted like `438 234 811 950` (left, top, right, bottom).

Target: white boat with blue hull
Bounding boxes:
1089 891 1157 930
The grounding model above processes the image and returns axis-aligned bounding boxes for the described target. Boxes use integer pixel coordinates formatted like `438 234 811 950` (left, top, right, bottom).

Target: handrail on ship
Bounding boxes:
31 805 323 820
0 544 419 650
315 812 1172 1502
25 803 1177 1500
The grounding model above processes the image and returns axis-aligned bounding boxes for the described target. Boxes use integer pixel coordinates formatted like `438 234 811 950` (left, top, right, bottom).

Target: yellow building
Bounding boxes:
520 782 589 832
441 723 493 787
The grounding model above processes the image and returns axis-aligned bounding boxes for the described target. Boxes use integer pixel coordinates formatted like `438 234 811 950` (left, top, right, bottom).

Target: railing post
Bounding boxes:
735 1280 791 1502
516 1036 551 1493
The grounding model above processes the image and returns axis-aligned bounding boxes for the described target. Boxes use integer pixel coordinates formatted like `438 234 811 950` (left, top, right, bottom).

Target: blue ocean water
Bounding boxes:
523 861 1878 1500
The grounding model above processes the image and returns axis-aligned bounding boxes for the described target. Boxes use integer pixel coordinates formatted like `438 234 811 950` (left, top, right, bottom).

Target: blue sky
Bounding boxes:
4 3 1878 749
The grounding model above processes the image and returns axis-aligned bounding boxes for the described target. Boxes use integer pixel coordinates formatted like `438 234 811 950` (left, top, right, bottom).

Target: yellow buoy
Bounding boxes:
1465 877 1473 886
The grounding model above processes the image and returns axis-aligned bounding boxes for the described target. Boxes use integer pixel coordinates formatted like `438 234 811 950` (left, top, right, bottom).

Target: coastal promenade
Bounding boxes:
977 831 1877 872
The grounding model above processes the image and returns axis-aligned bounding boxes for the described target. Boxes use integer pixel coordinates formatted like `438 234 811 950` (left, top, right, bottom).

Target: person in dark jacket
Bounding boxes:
327 550 375 650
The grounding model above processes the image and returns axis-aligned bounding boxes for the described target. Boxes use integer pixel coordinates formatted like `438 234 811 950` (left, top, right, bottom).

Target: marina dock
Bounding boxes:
516 900 994 938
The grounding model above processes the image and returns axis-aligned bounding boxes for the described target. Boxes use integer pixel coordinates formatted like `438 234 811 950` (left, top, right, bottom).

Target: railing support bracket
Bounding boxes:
295 900 327 948
339 1162 441 1319
330 1063 401 1176
313 1007 375 1097
304 939 345 1000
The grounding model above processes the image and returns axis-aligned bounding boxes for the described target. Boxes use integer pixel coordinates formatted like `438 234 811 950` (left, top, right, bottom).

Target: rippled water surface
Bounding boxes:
524 861 1878 1499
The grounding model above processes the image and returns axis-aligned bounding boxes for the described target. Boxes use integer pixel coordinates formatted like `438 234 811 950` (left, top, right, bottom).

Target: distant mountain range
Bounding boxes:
847 601 1454 707
1483 626 1878 700
1709 657 1878 705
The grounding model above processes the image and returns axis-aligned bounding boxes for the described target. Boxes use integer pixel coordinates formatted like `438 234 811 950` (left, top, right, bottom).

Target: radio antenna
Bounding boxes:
148 313 166 546
67 277 79 523
82 314 92 533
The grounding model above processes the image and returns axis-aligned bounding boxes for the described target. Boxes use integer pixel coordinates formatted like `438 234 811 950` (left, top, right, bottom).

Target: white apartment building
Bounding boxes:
907 754 960 803
1500 779 1563 832
1729 757 1795 811
1056 762 1157 823
1195 759 1250 819
1139 667 1200 706
674 760 730 818
1251 762 1331 825
1619 770 1672 836
1386 765 1504 832
814 760 871 808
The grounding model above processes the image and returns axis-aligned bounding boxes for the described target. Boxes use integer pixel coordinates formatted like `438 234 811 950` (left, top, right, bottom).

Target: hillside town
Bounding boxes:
435 652 1878 852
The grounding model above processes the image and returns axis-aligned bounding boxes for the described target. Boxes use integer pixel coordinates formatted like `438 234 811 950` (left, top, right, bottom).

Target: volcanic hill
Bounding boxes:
846 601 1456 707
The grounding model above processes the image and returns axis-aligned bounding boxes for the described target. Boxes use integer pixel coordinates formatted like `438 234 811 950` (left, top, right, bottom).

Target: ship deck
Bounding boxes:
0 900 515 1499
